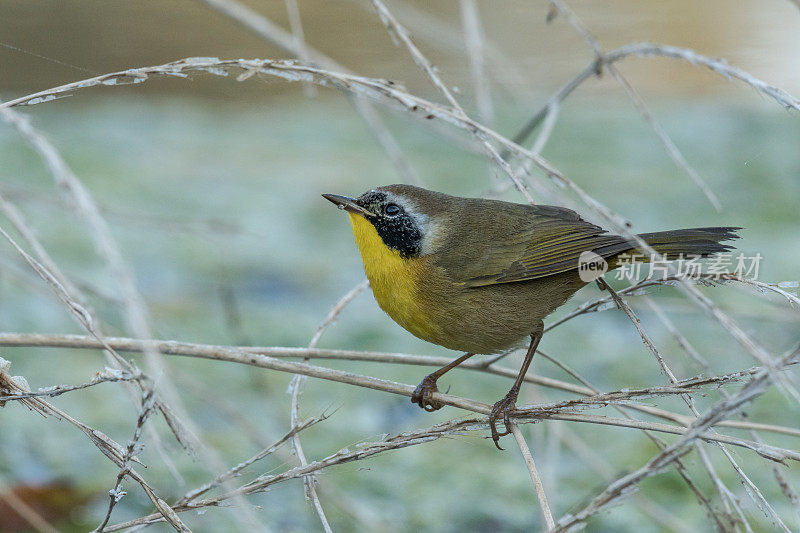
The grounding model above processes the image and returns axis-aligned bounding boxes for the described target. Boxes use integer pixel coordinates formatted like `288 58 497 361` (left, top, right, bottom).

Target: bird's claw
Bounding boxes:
411 375 444 412
489 393 518 450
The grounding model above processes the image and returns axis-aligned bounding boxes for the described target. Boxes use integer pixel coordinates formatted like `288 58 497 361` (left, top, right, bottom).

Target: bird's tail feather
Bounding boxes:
597 227 741 267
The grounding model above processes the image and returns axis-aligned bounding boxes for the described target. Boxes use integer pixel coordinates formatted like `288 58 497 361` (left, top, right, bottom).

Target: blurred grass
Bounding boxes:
0 93 798 531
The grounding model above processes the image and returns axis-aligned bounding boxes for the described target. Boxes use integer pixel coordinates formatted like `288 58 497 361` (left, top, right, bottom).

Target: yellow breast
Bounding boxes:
348 213 441 341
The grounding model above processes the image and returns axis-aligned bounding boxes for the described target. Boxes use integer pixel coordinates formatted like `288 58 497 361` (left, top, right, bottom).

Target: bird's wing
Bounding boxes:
455 205 629 287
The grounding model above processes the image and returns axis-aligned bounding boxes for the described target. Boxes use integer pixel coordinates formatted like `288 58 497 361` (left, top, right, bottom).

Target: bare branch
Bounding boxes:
553 345 800 530
2 335 798 462
510 423 555 530
179 415 326 504
1 331 797 438
194 0 421 185
0 105 266 531
309 279 370 348
284 0 316 98
0 358 189 532
460 0 494 125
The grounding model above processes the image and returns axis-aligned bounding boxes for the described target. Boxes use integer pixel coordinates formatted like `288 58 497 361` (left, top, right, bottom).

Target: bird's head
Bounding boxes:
323 184 451 259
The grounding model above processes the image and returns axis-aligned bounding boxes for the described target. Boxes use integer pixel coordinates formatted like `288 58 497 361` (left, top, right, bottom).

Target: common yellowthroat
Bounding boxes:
323 185 739 448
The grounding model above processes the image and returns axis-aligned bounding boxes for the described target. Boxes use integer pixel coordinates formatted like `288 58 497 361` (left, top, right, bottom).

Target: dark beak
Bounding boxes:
322 193 376 217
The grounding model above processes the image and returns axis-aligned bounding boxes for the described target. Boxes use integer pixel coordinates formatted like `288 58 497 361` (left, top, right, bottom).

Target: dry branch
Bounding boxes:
0 105 272 531
1 332 797 438
0 358 189 532
548 0 721 210
195 0 421 185
554 344 800 531
510 423 555 530
1 333 798 464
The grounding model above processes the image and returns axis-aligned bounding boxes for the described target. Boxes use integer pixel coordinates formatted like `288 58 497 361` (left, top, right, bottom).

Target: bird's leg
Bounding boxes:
411 352 475 412
489 322 544 450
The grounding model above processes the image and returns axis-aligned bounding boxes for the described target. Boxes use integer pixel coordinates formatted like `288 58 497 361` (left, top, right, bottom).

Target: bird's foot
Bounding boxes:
489 390 519 450
411 374 445 412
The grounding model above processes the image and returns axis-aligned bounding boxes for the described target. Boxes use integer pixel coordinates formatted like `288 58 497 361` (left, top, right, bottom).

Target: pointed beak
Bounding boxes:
322 193 376 217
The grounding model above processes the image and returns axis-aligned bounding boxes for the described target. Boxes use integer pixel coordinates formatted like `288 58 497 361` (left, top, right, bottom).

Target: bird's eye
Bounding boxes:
384 203 401 216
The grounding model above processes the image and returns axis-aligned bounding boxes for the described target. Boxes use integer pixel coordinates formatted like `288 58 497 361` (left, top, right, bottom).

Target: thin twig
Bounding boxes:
0 137 262 528
194 0 421 185
368 0 535 202
288 375 332 533
285 282 370 532
0 369 138 402
284 0 316 98
509 423 555 530
95 389 158 532
309 279 370 348
510 39 800 149
460 0 494 125
0 359 189 532
349 0 532 101
553 345 799 530
0 106 200 455
178 416 326 504
536 347 739 529
549 0 721 209
598 277 785 529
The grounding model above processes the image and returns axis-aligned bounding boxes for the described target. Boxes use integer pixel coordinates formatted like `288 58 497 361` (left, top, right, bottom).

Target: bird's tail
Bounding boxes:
601 227 741 267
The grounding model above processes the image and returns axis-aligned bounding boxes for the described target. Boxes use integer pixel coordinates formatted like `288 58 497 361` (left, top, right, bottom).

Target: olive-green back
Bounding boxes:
431 198 628 286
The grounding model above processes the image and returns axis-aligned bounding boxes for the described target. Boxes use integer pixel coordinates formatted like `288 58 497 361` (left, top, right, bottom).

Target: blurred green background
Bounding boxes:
1 1 799 531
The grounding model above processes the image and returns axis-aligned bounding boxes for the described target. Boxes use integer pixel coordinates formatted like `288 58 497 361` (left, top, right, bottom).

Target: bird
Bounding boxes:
323 184 739 449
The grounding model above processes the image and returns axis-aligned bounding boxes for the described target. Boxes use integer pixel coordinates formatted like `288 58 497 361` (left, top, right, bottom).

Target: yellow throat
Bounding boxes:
347 213 439 340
